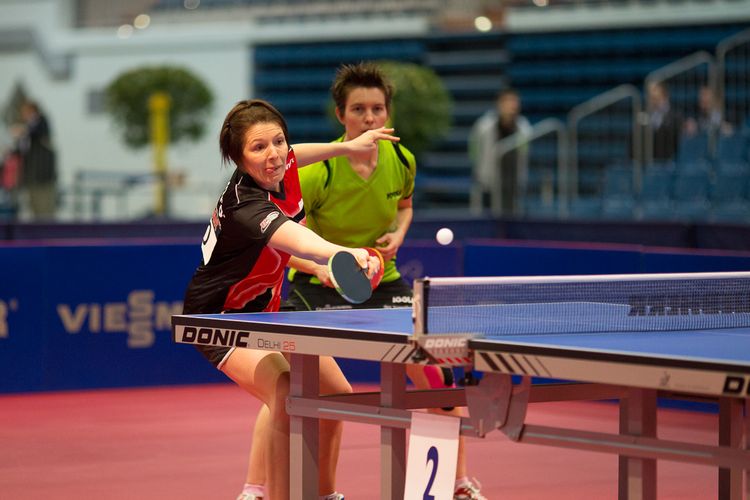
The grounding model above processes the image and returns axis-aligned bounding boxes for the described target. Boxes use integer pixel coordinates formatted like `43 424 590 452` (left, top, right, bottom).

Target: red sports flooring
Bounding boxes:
0 383 721 499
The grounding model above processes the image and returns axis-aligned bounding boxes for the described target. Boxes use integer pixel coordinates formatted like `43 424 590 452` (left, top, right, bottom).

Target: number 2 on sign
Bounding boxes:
423 446 439 500
404 412 459 500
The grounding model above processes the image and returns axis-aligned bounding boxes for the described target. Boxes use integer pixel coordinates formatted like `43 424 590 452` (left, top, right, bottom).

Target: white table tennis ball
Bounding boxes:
436 227 454 245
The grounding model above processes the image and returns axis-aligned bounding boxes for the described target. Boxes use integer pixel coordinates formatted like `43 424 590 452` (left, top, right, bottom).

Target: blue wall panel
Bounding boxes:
463 240 643 277
0 242 225 393
1 246 48 392
642 249 750 273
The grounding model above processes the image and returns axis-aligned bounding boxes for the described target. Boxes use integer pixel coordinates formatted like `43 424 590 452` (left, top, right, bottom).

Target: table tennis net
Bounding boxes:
414 273 750 336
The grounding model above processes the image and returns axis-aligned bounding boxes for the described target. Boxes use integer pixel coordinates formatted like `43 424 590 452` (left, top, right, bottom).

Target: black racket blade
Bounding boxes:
328 251 372 304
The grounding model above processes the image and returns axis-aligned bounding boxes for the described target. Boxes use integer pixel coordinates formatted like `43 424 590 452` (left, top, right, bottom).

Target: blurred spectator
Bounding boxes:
0 148 21 217
12 100 57 219
684 85 733 141
646 81 683 162
470 88 531 214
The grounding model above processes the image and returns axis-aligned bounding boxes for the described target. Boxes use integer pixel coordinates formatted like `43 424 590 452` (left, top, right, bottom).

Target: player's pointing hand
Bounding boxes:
345 127 399 154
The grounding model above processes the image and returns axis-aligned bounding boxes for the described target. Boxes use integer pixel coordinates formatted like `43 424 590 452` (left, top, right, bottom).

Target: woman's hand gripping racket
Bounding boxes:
328 248 383 304
364 247 385 289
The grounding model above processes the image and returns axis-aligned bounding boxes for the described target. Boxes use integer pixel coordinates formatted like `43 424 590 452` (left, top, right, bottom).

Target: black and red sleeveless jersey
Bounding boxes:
183 149 304 315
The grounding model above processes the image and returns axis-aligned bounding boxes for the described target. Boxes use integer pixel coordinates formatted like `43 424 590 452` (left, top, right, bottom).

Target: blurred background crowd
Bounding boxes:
1 0 749 225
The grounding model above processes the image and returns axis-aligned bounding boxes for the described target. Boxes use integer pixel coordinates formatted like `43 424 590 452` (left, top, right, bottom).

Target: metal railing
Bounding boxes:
568 84 642 199
717 27 750 131
475 118 568 218
70 170 157 220
65 169 220 221
466 47 735 220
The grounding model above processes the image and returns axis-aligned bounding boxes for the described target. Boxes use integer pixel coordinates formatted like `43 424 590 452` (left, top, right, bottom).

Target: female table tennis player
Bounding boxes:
182 99 390 500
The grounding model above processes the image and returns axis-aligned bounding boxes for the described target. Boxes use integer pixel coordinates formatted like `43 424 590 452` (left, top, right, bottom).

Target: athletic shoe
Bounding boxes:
319 493 344 500
236 493 262 500
454 477 486 500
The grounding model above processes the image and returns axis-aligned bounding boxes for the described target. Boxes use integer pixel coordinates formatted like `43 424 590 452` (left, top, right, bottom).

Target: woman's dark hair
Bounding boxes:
219 99 289 167
331 62 394 115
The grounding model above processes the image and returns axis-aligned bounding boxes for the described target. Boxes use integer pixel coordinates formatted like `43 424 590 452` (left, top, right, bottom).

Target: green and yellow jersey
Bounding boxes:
290 136 416 284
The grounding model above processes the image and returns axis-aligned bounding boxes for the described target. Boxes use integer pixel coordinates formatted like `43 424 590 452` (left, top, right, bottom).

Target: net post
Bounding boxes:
412 277 429 338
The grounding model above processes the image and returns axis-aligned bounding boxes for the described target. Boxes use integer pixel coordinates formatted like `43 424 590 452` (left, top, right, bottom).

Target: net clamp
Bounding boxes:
412 333 475 367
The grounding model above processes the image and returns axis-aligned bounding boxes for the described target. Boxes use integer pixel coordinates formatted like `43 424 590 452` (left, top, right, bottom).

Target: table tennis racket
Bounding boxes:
328 251 372 304
364 247 385 290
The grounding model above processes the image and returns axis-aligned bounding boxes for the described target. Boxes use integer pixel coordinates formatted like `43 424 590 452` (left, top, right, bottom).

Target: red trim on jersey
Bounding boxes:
223 150 304 312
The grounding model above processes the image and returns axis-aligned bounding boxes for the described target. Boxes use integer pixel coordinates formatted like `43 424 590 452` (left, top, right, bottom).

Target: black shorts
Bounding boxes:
195 344 234 369
282 275 413 311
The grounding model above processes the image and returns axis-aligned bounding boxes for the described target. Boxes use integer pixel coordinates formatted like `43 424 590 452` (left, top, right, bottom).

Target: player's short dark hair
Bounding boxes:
219 99 289 167
331 62 394 114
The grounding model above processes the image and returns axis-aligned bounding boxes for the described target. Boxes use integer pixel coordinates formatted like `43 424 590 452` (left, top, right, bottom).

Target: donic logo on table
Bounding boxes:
177 328 298 352
178 326 252 348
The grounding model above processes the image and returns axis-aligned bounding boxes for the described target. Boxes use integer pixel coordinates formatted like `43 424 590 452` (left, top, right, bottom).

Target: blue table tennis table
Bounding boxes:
172 274 750 500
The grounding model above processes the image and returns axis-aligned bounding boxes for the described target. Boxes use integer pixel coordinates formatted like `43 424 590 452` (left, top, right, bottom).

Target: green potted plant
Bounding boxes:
378 61 453 157
105 66 213 215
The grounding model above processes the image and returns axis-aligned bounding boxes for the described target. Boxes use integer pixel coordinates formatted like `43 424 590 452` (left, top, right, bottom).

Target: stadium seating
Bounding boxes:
676 133 711 165
602 196 638 219
247 20 749 212
599 163 637 219
638 163 675 221
568 196 603 220
672 162 712 221
716 132 749 163
711 200 750 223
602 163 635 198
711 168 748 202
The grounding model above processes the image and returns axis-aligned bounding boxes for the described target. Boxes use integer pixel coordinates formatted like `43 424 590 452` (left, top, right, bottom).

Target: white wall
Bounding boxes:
0 2 252 219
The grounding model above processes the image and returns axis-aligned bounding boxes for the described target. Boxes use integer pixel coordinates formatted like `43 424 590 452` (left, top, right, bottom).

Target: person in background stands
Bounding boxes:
646 81 683 162
12 100 57 219
469 88 531 215
684 84 733 155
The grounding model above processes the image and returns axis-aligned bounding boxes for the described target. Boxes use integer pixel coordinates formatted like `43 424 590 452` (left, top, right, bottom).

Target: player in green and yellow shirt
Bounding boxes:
285 132 415 307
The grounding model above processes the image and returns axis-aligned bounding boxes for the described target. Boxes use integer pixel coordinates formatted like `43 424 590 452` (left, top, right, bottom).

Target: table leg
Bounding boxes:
619 388 657 500
289 353 319 500
719 397 745 500
380 362 406 500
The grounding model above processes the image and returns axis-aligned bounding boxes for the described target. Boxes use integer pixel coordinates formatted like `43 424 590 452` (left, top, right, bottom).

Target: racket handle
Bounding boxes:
364 247 385 289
